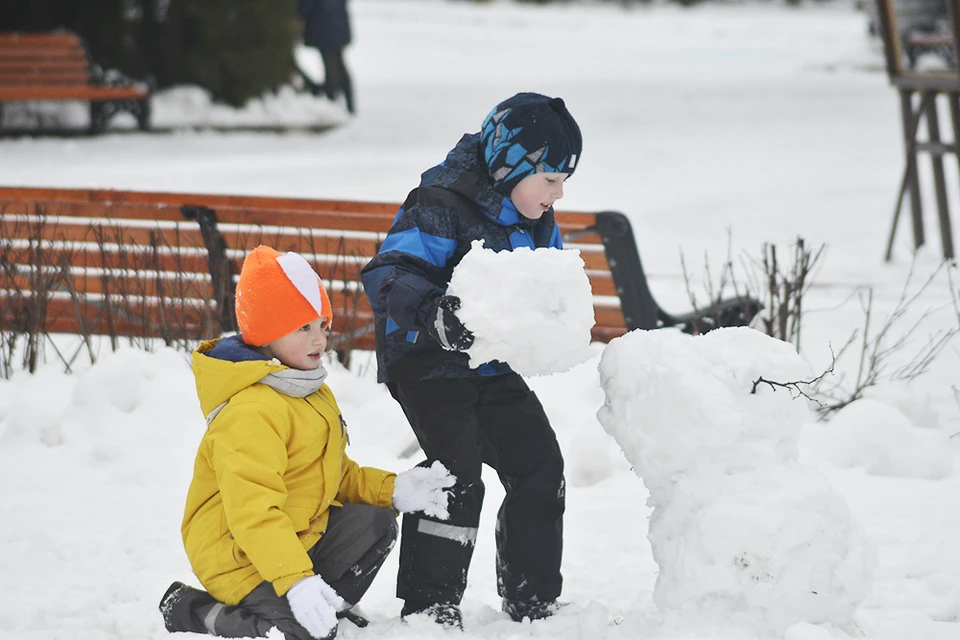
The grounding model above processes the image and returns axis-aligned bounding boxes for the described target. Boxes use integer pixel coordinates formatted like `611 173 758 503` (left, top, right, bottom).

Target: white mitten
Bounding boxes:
286 575 345 639
392 461 456 520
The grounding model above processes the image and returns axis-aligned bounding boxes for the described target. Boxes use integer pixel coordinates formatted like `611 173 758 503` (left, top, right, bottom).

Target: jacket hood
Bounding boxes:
192 336 287 419
419 133 532 228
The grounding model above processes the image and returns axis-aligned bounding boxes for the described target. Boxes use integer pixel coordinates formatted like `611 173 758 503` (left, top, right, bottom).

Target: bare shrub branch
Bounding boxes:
812 258 958 417
740 236 826 352
750 348 836 408
679 228 759 333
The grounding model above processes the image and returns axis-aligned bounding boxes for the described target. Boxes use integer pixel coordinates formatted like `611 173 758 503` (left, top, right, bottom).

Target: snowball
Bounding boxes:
447 240 595 376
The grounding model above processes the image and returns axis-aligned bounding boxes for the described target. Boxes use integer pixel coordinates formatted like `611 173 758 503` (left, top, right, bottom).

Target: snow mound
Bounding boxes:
801 398 954 480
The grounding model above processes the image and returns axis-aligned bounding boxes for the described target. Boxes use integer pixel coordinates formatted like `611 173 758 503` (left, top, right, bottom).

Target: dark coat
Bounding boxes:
361 133 563 383
299 0 351 51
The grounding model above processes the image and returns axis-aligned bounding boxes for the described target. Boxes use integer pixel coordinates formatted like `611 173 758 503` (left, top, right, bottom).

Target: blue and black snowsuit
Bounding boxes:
362 132 563 383
361 133 566 613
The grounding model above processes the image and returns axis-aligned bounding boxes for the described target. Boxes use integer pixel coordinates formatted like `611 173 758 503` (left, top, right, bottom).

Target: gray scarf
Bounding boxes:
205 364 329 425
260 363 329 398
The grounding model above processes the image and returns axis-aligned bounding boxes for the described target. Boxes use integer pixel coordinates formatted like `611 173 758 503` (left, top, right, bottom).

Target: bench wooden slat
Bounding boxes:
0 72 94 85
1 244 209 274
591 326 627 342
0 59 90 71
1 199 198 223
4 269 212 301
0 33 86 46
0 49 87 60
0 85 147 101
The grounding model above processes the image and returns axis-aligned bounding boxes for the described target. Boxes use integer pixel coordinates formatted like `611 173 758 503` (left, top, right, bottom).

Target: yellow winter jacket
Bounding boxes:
182 339 396 605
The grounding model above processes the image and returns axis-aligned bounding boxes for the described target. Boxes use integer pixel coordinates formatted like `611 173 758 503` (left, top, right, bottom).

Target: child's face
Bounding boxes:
510 172 570 220
259 317 329 370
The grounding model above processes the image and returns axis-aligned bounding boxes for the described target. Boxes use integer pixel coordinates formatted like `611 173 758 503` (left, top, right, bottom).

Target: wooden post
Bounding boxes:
886 91 934 261
924 92 956 258
900 89 926 250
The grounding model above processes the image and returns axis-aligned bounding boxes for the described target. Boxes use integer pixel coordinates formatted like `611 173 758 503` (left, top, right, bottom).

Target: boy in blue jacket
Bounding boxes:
361 93 583 629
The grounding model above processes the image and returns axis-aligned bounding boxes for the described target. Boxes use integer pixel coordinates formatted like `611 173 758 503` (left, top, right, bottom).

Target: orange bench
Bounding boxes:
0 32 150 133
0 186 760 367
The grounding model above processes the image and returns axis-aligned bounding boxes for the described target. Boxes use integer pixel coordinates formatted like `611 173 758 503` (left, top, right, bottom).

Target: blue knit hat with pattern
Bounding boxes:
480 92 583 197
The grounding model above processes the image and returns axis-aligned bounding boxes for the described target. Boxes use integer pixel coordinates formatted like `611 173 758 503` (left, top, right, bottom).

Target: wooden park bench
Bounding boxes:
902 30 958 69
0 186 760 366
0 32 151 134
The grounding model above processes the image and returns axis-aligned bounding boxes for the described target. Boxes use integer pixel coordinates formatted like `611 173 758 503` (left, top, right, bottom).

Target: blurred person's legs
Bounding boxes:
320 48 354 114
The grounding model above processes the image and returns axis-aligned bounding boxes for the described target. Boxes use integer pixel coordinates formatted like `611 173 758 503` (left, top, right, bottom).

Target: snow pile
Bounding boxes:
801 398 954 480
151 85 348 130
0 347 201 467
448 240 596 376
0 366 75 446
0 100 88 130
596 327 877 635
0 83 346 132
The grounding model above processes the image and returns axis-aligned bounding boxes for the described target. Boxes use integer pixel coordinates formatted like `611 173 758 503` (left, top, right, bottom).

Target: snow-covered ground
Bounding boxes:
1 1 959 639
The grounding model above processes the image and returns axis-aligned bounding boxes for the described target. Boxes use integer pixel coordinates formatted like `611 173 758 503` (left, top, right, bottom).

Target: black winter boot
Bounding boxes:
401 602 464 630
159 581 218 633
502 597 567 622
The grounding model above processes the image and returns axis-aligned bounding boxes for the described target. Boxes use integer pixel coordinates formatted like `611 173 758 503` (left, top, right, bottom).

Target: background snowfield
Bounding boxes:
1 1 959 639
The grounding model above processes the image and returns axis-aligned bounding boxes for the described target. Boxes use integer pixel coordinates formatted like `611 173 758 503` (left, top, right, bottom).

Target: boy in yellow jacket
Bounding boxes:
159 245 455 640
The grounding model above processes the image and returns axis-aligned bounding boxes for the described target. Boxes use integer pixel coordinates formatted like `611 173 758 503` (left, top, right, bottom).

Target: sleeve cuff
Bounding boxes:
380 474 397 510
273 570 315 598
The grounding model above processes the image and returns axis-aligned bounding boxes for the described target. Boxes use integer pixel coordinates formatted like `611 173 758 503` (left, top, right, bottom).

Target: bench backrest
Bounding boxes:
0 187 630 355
0 32 94 87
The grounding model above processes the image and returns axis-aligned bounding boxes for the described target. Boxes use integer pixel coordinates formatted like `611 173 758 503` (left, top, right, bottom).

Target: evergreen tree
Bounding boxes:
163 0 298 107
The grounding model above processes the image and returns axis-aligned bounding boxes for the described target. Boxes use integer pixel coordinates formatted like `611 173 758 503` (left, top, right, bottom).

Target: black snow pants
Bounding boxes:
387 372 565 611
162 503 397 640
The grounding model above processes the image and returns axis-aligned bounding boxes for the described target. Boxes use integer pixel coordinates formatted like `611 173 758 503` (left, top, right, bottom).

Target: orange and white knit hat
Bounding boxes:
235 245 332 347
